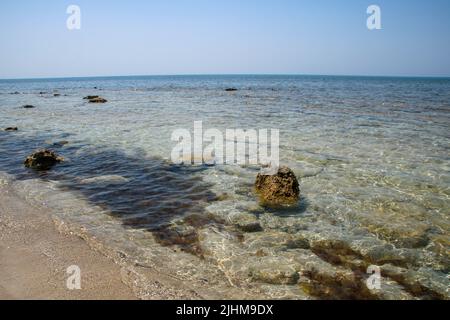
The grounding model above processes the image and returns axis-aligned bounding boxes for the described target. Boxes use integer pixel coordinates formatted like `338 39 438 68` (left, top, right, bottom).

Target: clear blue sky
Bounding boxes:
0 0 449 78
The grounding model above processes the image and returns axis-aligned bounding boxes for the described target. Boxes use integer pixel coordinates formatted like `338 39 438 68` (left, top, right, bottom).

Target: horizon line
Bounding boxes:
1 73 450 81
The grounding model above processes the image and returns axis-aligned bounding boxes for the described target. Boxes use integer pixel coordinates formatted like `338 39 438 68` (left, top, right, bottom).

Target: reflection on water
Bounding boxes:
0 75 449 299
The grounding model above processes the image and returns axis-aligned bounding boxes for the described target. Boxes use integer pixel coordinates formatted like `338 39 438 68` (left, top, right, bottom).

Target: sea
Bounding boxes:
0 75 449 299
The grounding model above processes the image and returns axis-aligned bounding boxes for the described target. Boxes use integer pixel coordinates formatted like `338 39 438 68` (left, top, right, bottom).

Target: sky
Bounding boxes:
0 0 449 79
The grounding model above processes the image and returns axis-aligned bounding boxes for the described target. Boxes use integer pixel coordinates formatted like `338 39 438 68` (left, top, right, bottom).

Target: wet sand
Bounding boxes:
0 185 205 300
0 186 138 300
0 175 249 300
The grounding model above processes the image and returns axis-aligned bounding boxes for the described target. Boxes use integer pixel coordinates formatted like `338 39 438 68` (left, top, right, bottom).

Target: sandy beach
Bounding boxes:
0 176 230 300
0 184 138 300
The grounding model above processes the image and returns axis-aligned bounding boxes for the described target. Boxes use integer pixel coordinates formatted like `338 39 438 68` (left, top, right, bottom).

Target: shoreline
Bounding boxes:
0 179 210 300
0 173 248 300
0 183 138 300
0 160 305 300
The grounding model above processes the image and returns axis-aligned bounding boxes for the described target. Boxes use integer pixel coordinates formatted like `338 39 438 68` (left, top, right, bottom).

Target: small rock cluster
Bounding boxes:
83 95 107 103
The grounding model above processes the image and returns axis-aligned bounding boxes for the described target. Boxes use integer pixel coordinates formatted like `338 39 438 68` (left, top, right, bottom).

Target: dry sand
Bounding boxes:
0 186 137 300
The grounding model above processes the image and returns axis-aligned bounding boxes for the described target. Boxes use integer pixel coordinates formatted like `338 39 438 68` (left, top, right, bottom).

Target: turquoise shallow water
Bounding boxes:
0 75 449 299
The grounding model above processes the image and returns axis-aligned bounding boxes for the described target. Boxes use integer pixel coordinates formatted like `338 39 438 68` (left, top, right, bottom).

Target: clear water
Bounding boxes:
0 75 449 299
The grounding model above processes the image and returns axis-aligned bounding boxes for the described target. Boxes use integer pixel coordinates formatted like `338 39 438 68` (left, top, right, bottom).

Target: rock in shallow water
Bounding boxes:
24 149 64 170
52 140 69 147
230 213 263 233
4 127 18 131
22 105 35 109
83 95 99 100
249 256 300 285
80 175 130 185
88 96 107 103
255 166 300 206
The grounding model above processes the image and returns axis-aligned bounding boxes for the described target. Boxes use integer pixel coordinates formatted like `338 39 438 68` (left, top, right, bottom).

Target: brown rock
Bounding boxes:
83 95 99 100
255 166 300 206
24 149 64 171
88 97 107 103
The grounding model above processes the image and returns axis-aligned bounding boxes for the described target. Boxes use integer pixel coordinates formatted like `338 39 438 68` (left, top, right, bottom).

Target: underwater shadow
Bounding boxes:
0 131 226 255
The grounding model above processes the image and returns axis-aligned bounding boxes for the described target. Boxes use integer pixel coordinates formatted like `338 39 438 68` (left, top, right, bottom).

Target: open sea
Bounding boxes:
0 75 449 299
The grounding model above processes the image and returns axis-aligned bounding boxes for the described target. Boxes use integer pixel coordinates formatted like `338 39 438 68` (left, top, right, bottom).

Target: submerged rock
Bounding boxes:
22 104 35 109
53 93 61 97
249 261 300 285
4 127 18 131
255 166 300 206
83 95 107 103
88 97 107 103
381 264 449 299
52 140 69 147
80 175 129 185
24 149 64 170
83 95 99 100
230 213 263 232
356 203 432 249
44 140 69 147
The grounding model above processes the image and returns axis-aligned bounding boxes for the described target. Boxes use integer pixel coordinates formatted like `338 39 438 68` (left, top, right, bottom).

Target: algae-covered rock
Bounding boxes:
255 166 300 206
